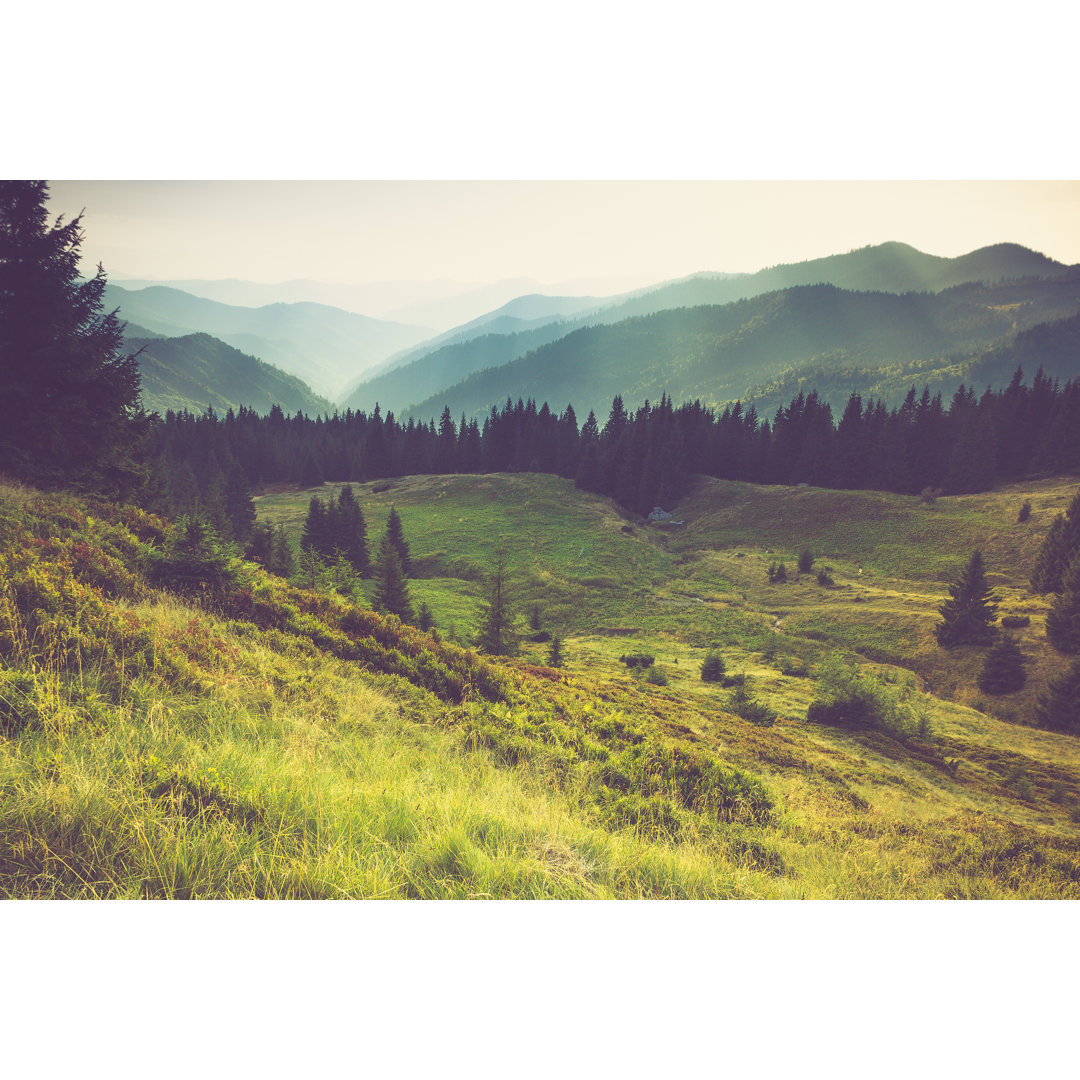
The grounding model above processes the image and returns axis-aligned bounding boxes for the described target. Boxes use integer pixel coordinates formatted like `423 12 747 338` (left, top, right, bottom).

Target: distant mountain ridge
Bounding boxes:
344 242 1074 417
129 331 333 417
104 284 434 398
401 273 1080 424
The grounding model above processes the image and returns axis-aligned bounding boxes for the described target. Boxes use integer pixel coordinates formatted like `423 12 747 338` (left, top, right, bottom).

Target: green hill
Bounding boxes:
5 468 1078 899
347 242 1074 418
403 276 1080 422
104 284 434 398
130 332 333 416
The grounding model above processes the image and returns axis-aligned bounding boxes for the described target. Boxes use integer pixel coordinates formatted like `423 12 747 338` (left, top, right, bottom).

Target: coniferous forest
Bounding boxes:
147 369 1080 539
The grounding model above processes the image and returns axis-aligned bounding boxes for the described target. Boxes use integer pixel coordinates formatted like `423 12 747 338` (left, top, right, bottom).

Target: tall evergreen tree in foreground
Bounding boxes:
0 180 147 497
935 551 999 647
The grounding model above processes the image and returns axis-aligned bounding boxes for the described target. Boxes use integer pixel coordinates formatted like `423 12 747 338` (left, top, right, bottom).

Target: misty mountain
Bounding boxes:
104 284 434 398
401 274 1080 424
130 332 333 417
349 242 1070 417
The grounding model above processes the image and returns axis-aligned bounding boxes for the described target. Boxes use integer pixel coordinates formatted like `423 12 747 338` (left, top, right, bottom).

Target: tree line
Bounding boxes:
146 367 1080 534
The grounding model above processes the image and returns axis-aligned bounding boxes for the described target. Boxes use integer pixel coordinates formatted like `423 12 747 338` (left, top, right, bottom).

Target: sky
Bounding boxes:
45 180 1080 289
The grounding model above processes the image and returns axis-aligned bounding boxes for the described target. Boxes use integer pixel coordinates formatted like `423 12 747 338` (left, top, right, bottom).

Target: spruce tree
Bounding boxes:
977 635 1027 695
476 547 517 655
1046 552 1080 654
935 550 999 647
547 634 564 667
0 181 147 497
334 484 369 575
372 533 413 623
1030 488 1080 593
1033 659 1080 734
384 507 412 576
300 496 329 556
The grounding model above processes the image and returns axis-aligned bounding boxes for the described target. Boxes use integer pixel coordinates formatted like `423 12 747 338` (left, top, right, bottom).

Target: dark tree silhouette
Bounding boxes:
372 532 413 623
1046 553 1080 654
384 506 412 576
935 551 999 647
1033 659 1080 734
0 180 146 497
977 635 1026 695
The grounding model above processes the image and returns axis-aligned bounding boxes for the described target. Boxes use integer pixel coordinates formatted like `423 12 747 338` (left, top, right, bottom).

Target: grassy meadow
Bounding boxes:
2 471 1080 898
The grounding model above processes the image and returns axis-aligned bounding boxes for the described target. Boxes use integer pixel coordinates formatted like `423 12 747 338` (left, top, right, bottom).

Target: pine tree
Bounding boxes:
372 533 413 622
0 181 147 497
334 484 369 575
1046 552 1080 654
547 634 564 667
935 551 999 647
977 635 1026 695
384 507 411 576
1030 488 1080 593
417 602 435 632
300 496 329 556
1033 659 1080 734
476 547 517 655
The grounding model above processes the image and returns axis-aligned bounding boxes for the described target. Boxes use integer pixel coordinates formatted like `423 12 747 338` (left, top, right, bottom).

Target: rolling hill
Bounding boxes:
343 242 1074 418
103 284 434 398
129 332 333 416
401 274 1080 423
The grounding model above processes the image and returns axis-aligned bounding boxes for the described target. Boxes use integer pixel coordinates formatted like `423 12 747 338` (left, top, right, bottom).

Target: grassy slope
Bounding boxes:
257 472 1080 897
4 472 1080 898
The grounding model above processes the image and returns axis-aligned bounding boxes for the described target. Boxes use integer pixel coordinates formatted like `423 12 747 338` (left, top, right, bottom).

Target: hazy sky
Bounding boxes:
46 180 1080 289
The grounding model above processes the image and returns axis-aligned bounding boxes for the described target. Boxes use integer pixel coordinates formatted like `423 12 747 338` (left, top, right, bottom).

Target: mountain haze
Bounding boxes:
402 275 1080 423
103 284 434 397
129 332 333 416
348 242 1072 418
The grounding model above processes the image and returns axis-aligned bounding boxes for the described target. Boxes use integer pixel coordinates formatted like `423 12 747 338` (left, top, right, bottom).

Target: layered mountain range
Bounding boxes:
109 242 1080 422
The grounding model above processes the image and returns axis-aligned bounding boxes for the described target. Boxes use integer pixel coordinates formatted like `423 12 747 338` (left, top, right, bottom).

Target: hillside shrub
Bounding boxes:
806 653 923 741
620 653 655 669
644 666 669 686
1018 500 1032 523
1000 615 1030 629
700 651 726 683
768 562 787 584
727 683 776 727
146 517 240 599
798 549 814 574
816 569 835 587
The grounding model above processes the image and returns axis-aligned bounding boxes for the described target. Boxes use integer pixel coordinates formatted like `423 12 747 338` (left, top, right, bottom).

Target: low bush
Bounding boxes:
1000 615 1030 629
726 683 776 727
620 653 655 669
700 651 726 683
644 666 669 686
806 653 926 742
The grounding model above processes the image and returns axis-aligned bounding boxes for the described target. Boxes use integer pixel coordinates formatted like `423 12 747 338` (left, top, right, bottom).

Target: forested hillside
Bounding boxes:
131 332 333 416
402 276 1080 423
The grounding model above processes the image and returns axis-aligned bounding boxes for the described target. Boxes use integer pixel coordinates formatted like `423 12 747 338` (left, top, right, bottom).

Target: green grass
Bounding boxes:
5 471 1080 898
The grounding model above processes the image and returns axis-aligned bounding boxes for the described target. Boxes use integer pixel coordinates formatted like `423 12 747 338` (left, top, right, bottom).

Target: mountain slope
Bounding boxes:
104 284 434 398
130 332 333 416
401 275 1080 422
350 242 1072 418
